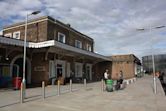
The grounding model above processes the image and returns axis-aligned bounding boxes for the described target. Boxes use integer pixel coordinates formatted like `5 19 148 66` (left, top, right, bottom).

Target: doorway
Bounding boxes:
86 64 92 81
10 55 31 84
56 60 66 78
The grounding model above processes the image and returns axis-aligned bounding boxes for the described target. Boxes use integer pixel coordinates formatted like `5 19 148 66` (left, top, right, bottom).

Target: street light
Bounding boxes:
137 25 165 94
22 10 40 99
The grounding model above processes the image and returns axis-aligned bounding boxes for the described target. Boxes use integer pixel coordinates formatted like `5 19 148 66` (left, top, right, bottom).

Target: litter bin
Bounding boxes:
13 77 22 90
106 79 113 92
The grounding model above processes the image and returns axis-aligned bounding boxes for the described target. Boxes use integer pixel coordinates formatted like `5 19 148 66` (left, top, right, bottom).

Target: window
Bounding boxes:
4 33 12 37
13 31 20 39
75 40 82 48
49 60 56 79
75 63 83 77
86 44 92 51
57 64 63 77
56 60 66 78
58 32 65 43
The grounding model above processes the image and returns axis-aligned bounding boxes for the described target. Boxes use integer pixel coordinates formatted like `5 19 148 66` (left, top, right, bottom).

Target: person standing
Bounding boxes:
116 70 124 90
104 69 109 84
119 70 124 84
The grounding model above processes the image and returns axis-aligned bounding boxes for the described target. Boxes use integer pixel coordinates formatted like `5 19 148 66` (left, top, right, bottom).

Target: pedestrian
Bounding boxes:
162 72 166 84
156 71 160 78
158 71 164 84
104 69 109 84
119 70 124 84
116 70 124 90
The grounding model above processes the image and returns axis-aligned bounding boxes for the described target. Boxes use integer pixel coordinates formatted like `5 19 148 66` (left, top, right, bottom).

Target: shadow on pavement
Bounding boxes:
0 102 20 108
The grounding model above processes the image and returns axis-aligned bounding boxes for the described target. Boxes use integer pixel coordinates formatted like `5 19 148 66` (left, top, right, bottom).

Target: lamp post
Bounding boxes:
22 11 40 98
137 25 165 94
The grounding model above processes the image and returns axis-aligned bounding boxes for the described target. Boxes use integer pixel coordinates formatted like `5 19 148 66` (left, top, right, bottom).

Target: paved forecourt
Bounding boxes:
0 75 166 111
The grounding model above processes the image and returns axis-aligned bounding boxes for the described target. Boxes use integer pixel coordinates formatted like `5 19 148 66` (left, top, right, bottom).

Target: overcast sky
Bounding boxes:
0 0 166 59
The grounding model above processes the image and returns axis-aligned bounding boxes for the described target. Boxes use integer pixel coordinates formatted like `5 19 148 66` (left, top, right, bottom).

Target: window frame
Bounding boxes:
58 32 66 43
75 40 82 48
13 31 20 39
75 62 83 77
86 43 92 51
49 60 56 79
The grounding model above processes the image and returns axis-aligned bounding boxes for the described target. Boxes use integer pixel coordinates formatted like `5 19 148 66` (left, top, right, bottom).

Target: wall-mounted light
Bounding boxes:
6 57 9 60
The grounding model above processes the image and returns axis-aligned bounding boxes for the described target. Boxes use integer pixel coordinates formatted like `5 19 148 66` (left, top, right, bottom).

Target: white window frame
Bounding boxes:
13 31 20 39
4 33 12 37
58 32 66 43
56 60 66 78
75 62 83 77
75 40 82 48
49 60 56 79
86 43 92 51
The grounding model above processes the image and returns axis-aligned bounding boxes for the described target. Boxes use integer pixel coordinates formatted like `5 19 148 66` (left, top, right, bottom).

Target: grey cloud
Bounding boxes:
0 0 166 58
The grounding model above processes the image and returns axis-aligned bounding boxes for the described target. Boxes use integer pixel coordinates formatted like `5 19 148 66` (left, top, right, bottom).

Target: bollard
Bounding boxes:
69 79 72 92
126 80 129 85
22 82 26 99
84 79 87 89
20 83 24 103
42 81 45 100
101 79 104 92
57 80 60 96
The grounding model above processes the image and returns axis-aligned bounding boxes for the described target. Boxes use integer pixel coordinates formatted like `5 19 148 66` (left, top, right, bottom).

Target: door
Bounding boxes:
56 60 66 78
75 62 83 78
86 64 92 81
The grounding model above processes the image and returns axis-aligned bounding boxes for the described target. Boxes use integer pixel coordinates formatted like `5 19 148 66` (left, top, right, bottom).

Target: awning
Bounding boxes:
0 36 111 61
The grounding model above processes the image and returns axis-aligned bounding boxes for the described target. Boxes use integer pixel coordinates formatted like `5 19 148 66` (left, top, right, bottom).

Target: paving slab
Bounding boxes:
0 76 166 111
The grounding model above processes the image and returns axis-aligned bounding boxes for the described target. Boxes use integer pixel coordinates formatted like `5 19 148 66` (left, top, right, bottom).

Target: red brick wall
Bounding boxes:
110 54 138 79
93 61 112 81
3 21 48 42
3 17 94 52
31 53 49 85
47 20 94 52
111 62 135 79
